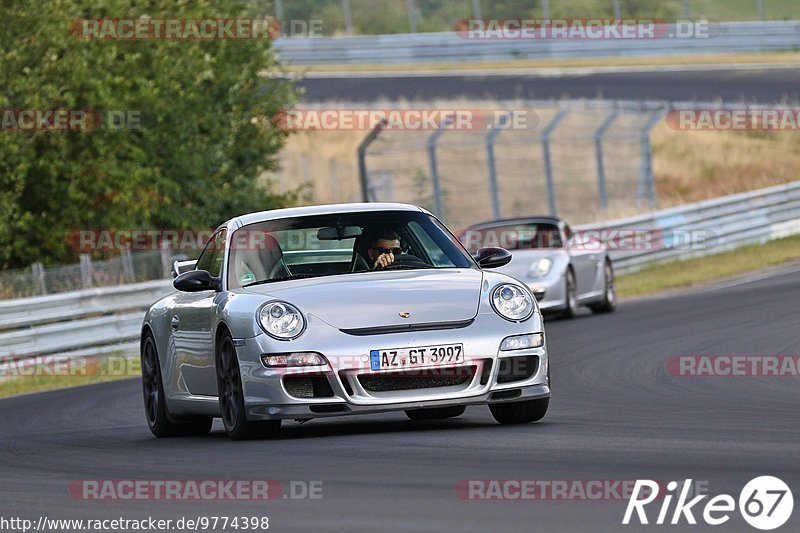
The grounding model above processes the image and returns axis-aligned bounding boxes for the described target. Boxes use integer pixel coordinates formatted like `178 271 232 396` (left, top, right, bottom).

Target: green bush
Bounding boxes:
0 0 297 268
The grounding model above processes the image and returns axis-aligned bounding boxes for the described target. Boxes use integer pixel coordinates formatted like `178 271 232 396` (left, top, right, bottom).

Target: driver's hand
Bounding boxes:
373 252 395 270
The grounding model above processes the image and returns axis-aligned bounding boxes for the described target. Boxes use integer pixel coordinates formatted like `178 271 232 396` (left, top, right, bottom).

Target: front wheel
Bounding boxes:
489 398 549 425
216 331 281 440
405 405 466 421
590 261 617 314
141 333 212 437
561 269 578 319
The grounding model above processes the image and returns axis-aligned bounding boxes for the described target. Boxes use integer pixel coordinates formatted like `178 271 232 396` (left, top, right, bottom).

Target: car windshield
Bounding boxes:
460 222 563 252
227 210 476 288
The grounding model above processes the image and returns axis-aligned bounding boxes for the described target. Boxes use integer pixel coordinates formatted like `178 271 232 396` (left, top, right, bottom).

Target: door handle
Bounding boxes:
171 315 180 330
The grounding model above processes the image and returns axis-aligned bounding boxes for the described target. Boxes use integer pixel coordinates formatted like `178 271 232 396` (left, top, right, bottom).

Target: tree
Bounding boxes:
0 0 297 268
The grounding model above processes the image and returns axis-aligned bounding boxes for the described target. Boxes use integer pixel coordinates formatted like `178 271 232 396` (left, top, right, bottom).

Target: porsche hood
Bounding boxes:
241 269 483 330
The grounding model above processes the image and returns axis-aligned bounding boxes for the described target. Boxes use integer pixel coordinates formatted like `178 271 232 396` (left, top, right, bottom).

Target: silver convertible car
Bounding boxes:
459 216 616 318
141 203 550 439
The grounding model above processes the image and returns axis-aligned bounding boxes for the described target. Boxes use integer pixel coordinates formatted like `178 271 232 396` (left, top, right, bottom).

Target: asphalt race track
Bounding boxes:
299 67 800 103
2 266 799 532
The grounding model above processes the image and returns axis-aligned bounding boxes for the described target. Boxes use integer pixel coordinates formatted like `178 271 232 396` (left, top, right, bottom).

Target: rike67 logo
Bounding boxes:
623 477 793 530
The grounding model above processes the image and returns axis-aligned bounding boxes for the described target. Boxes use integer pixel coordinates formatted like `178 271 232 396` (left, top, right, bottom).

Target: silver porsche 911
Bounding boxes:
141 203 550 440
459 216 616 318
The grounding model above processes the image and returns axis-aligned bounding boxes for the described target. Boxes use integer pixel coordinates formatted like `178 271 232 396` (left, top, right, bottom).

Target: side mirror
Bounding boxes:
173 270 220 292
473 247 512 268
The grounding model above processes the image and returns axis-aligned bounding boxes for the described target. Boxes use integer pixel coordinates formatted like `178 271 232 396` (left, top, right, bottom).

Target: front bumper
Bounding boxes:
246 383 550 420
235 311 550 420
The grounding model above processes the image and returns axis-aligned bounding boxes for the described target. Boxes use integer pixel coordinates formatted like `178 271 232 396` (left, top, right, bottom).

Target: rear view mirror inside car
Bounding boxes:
317 225 362 240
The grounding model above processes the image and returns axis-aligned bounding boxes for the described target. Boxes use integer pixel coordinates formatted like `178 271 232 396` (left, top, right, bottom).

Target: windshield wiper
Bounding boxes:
243 273 323 287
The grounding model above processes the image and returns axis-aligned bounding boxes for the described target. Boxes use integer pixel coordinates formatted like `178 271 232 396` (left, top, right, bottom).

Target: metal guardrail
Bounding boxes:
2 180 799 361
274 21 800 65
0 280 172 360
579 181 800 274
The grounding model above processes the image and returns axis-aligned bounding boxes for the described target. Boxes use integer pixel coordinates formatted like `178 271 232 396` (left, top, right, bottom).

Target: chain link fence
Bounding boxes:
0 248 192 300
360 100 664 231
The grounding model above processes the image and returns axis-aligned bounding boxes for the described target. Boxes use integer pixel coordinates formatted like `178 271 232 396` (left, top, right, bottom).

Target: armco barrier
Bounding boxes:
0 280 172 360
579 181 800 274
273 21 800 65
2 180 800 361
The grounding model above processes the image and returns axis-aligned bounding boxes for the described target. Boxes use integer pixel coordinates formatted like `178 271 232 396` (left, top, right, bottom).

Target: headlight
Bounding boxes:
500 333 544 351
258 301 306 340
262 352 327 367
528 258 552 278
491 283 534 322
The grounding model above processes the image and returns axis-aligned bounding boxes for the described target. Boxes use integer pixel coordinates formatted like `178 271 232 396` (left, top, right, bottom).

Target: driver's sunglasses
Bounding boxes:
373 246 404 256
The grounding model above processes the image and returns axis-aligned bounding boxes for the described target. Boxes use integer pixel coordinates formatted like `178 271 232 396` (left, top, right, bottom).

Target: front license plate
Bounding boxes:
370 343 464 371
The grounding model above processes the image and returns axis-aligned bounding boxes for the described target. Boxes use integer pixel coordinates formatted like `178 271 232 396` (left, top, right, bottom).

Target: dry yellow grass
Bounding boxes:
288 51 800 73
273 101 800 223
652 126 800 205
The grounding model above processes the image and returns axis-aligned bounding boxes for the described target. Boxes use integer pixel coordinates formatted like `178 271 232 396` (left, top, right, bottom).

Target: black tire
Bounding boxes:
561 268 579 319
405 405 466 421
489 398 549 425
216 330 281 440
590 260 617 314
141 333 212 437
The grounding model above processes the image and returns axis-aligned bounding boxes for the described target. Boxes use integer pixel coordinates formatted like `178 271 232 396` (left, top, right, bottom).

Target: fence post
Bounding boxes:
612 0 621 19
540 109 568 217
342 0 353 35
472 0 482 20
79 254 93 289
757 0 765 20
406 0 417 33
485 127 503 220
594 110 619 211
638 109 666 209
121 249 135 283
329 158 339 203
682 0 690 18
32 262 47 295
160 241 172 279
357 119 387 202
427 123 450 220
541 0 550 19
275 0 284 35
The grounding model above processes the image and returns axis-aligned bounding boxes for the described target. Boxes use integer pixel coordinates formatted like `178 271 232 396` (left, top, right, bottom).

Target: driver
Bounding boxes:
367 229 404 270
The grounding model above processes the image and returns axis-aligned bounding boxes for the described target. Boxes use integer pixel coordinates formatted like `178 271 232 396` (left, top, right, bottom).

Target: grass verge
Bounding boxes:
290 51 800 73
617 234 800 298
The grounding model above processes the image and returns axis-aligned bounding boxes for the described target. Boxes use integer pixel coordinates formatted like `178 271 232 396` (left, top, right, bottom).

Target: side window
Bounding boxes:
408 221 456 267
195 230 227 277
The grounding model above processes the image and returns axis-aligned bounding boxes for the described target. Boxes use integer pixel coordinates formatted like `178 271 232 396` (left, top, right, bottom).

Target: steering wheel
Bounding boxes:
377 254 431 271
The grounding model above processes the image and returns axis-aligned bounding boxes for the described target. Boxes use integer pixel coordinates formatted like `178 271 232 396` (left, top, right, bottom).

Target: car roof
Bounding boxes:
226 202 427 230
463 216 564 231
